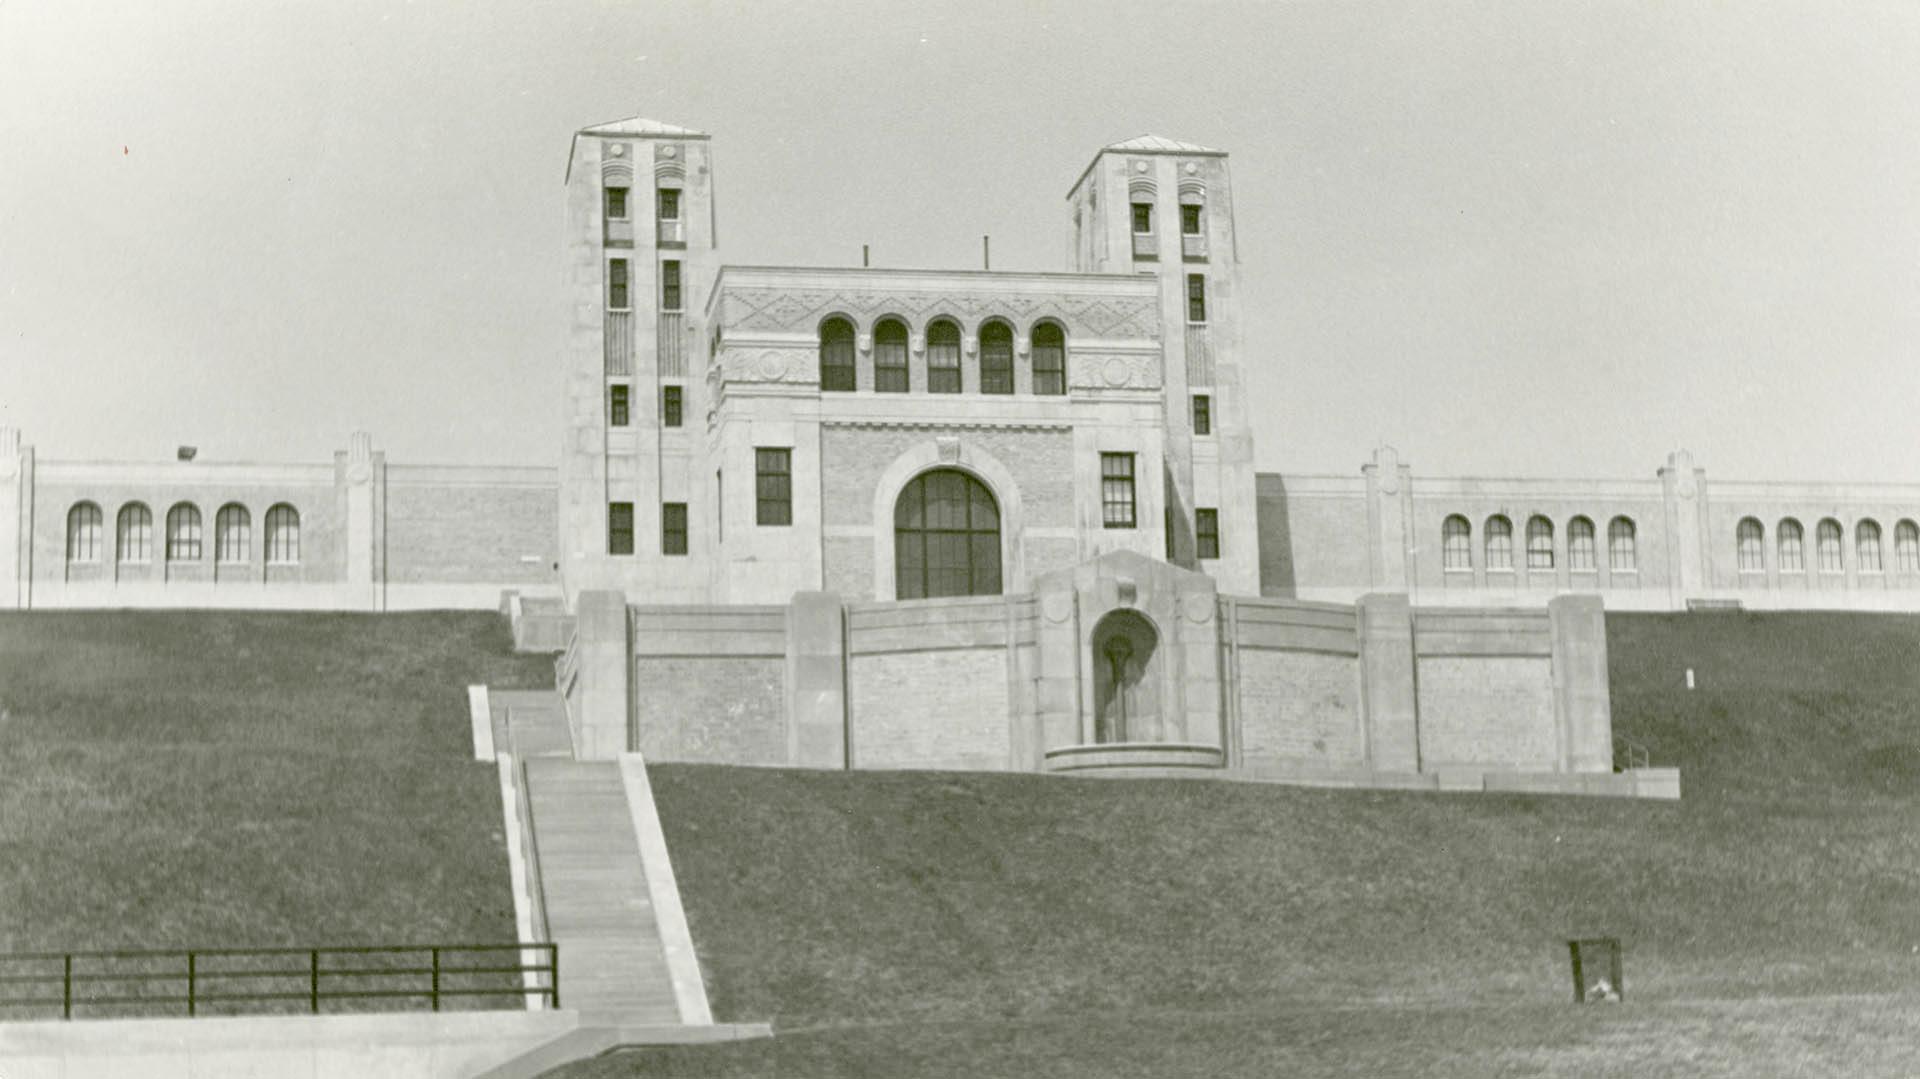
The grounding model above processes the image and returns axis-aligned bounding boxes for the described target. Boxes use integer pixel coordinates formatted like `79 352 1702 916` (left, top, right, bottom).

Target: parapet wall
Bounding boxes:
567 552 1629 794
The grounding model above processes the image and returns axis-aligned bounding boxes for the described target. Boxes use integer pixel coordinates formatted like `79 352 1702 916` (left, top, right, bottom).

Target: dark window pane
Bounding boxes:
1101 453 1136 529
609 259 629 309
658 188 680 220
1132 203 1152 233
1181 204 1201 235
892 469 1002 599
756 448 792 526
1032 323 1066 396
662 385 682 427
610 384 630 427
1197 508 1220 560
820 318 856 391
874 319 909 393
1192 394 1211 435
662 502 688 555
608 502 634 555
1186 274 1206 322
927 321 962 393
980 323 1014 394
661 260 681 310
606 187 628 219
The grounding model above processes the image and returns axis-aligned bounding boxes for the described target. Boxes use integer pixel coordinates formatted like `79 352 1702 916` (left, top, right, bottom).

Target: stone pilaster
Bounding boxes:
571 590 632 760
1549 593 1613 773
1356 592 1420 772
1658 450 1710 608
784 591 848 769
0 427 26 609
342 431 381 611
1362 446 1415 594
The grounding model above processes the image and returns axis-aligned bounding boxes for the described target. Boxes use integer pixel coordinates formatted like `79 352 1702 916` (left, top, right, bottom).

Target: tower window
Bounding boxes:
662 502 688 556
657 188 681 221
605 187 629 220
662 385 682 427
756 448 792 526
608 502 634 555
1131 203 1153 234
1192 394 1211 435
608 259 629 309
1196 508 1220 559
661 260 681 311
1186 274 1207 323
1181 204 1202 235
609 384 630 427
1100 453 1136 529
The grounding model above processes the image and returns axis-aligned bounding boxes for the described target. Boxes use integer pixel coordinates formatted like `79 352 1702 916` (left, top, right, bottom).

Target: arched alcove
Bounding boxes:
1091 609 1160 743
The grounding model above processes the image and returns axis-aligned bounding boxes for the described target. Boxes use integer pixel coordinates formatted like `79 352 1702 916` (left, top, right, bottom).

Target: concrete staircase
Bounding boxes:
491 689 575 758
521 758 680 1024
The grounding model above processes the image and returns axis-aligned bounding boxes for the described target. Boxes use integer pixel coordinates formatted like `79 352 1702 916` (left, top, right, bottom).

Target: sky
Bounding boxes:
3 0 1917 481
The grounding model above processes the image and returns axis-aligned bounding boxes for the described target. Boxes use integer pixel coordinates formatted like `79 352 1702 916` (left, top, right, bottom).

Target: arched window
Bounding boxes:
1441 515 1471 571
979 321 1014 395
1778 518 1805 572
1608 517 1637 572
1897 520 1920 574
1816 518 1843 573
1856 520 1883 573
216 504 251 564
116 503 152 563
819 317 856 392
894 469 1001 599
1031 322 1066 396
873 318 908 393
66 502 102 563
926 319 962 393
1526 516 1554 570
265 504 301 565
1568 516 1596 571
1736 517 1765 572
1484 515 1513 571
165 503 202 562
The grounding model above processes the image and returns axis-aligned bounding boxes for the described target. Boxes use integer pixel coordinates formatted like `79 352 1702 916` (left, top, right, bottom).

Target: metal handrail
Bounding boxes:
1613 735 1651 772
0 943 556 1020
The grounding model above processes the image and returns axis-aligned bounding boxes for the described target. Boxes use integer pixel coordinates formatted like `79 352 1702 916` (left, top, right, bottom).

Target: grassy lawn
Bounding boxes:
0 610 553 953
553 611 1920 1077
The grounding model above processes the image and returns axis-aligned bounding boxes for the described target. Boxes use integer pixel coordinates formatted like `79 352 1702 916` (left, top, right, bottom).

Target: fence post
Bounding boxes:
187 952 197 1017
310 950 320 1013
431 947 441 1012
550 944 559 1009
62 955 72 1019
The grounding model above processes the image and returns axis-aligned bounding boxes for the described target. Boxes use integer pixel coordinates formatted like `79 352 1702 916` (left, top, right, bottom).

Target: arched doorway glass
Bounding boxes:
1092 610 1159 743
894 469 1002 599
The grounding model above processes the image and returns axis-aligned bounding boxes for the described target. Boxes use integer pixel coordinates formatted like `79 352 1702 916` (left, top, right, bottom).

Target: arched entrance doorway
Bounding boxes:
1092 609 1159 743
894 469 1002 599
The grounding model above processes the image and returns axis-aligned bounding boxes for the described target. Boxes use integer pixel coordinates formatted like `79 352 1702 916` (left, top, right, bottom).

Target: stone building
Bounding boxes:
11 114 1920 794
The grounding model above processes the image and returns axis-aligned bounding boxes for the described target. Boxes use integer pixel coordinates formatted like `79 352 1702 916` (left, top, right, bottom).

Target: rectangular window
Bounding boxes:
1196 508 1220 560
657 188 681 221
608 502 634 555
662 384 682 427
1186 274 1207 323
927 329 962 393
609 384 630 427
1101 453 1136 529
756 448 792 526
1192 394 1211 435
1181 204 1202 235
608 259 629 309
661 260 681 311
605 186 628 220
662 502 688 556
1132 203 1153 233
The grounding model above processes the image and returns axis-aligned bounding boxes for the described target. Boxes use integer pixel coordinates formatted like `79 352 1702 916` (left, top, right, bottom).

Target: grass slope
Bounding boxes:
0 610 553 952
558 612 1920 1077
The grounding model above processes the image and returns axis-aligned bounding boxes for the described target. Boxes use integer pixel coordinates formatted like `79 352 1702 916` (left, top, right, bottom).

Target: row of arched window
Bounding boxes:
1441 514 1638 574
1735 516 1920 574
819 316 1068 396
66 502 300 565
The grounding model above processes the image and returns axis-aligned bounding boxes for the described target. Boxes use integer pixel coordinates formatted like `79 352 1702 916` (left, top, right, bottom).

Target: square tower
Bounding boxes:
1067 136 1259 594
560 117 720 602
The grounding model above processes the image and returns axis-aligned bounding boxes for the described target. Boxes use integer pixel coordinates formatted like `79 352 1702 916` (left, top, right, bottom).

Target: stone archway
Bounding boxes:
1091 609 1160 743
